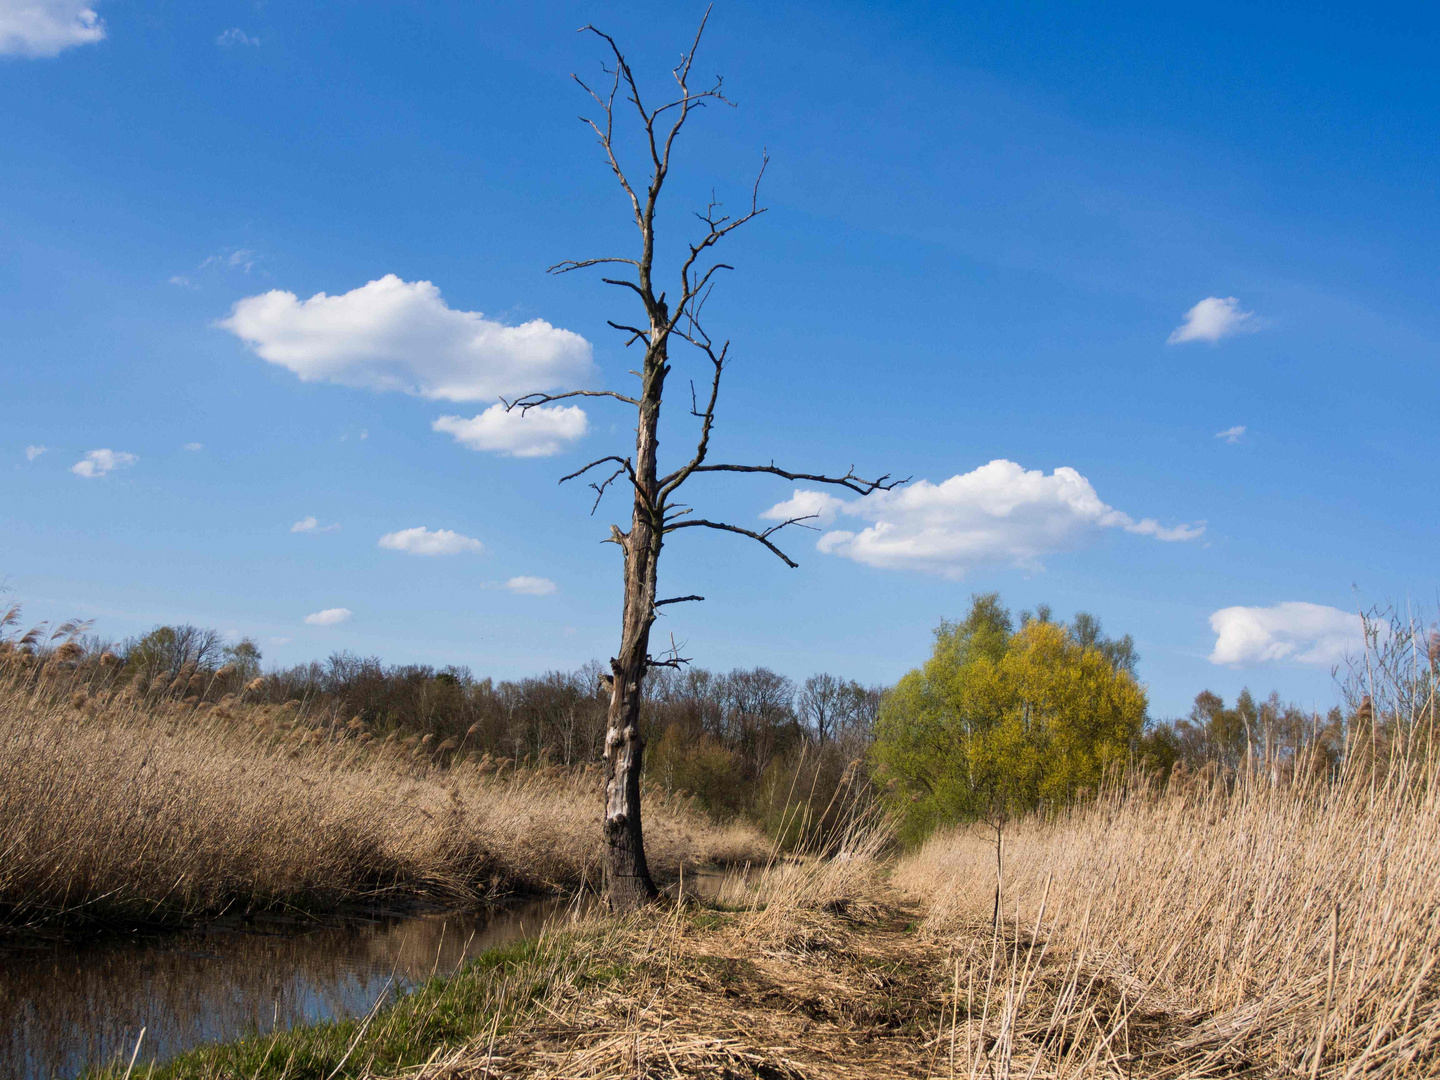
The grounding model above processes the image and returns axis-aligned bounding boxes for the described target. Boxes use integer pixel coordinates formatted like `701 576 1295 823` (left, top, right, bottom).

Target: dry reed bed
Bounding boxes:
895 759 1440 1078
0 659 763 931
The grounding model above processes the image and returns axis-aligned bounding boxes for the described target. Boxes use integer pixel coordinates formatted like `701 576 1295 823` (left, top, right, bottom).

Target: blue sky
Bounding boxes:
3 0 1436 718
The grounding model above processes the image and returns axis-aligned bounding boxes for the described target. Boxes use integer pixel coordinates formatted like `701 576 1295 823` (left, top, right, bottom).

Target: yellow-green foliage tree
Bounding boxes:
873 595 1147 841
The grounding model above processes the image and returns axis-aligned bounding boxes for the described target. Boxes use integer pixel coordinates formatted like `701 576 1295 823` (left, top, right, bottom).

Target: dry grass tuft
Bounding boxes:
411 861 941 1080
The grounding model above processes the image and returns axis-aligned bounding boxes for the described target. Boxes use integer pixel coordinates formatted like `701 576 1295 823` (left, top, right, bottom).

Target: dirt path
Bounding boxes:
441 899 958 1080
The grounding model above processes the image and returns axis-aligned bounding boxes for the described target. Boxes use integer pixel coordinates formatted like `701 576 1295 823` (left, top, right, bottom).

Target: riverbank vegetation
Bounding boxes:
0 589 1370 936
93 710 1440 1080
90 825 906 1080
10 593 1438 1075
0 630 763 933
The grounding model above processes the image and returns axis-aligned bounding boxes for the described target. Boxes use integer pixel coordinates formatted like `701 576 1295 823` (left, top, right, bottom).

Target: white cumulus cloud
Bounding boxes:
71 448 136 478
378 526 483 557
24 444 46 461
760 489 847 527
433 403 588 458
506 576 557 596
1167 296 1257 344
1208 602 1362 667
220 275 594 403
0 0 105 57
1215 425 1246 444
765 459 1203 580
291 516 339 534
304 607 352 627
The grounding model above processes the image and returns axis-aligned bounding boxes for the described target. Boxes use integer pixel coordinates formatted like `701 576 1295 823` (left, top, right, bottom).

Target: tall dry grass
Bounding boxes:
0 651 763 932
896 756 1440 1077
894 606 1440 1077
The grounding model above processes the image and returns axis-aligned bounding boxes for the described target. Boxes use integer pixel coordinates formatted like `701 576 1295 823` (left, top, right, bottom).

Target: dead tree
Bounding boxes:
507 13 905 910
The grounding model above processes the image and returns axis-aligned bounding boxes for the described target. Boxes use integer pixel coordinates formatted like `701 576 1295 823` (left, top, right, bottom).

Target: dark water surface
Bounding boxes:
0 893 596 1080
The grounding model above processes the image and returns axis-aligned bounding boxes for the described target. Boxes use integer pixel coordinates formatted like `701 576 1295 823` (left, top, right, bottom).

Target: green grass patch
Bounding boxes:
86 931 611 1080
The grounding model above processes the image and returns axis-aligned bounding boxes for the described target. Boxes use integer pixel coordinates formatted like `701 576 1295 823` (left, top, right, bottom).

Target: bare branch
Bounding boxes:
559 453 657 516
646 631 693 671
670 151 769 333
586 466 627 515
548 256 640 275
605 320 651 347
663 515 818 569
502 390 641 413
654 595 705 607
689 260 734 298
570 53 643 231
684 462 910 496
657 335 726 499
559 455 634 485
600 276 649 302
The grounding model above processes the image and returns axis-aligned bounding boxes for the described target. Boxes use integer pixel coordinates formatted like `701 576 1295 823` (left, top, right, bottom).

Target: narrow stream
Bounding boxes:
0 874 729 1080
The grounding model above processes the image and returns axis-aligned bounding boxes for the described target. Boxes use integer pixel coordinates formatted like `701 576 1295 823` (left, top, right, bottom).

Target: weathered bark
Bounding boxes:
601 333 668 910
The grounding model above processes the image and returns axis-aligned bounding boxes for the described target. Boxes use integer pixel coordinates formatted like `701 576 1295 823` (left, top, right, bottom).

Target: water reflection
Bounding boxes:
0 895 589 1080
0 869 748 1079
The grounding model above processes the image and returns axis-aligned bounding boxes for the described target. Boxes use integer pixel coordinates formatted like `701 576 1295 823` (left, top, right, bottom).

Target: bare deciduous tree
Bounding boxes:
799 673 845 746
509 13 905 910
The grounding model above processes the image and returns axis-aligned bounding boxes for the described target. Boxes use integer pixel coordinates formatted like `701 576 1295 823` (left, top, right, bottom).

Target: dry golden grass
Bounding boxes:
895 756 1440 1078
0 655 764 931
398 824 937 1080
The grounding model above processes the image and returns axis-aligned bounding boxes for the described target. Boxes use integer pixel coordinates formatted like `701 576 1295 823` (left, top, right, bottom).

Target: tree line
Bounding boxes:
7 595 1392 849
85 622 884 834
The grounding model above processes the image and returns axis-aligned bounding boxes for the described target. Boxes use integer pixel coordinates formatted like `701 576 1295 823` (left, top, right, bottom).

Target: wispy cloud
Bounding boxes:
71 448 137 478
171 250 260 289
1209 602 1362 666
1215 425 1246 444
304 607 351 627
1167 296 1258 345
378 526 483 556
290 516 340 534
765 459 1203 579
0 0 105 57
183 442 204 452
506 576 557 596
24 445 47 462
202 249 258 273
216 27 259 47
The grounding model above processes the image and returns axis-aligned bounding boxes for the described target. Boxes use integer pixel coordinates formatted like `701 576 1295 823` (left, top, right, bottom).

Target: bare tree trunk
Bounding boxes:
601 337 667 910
